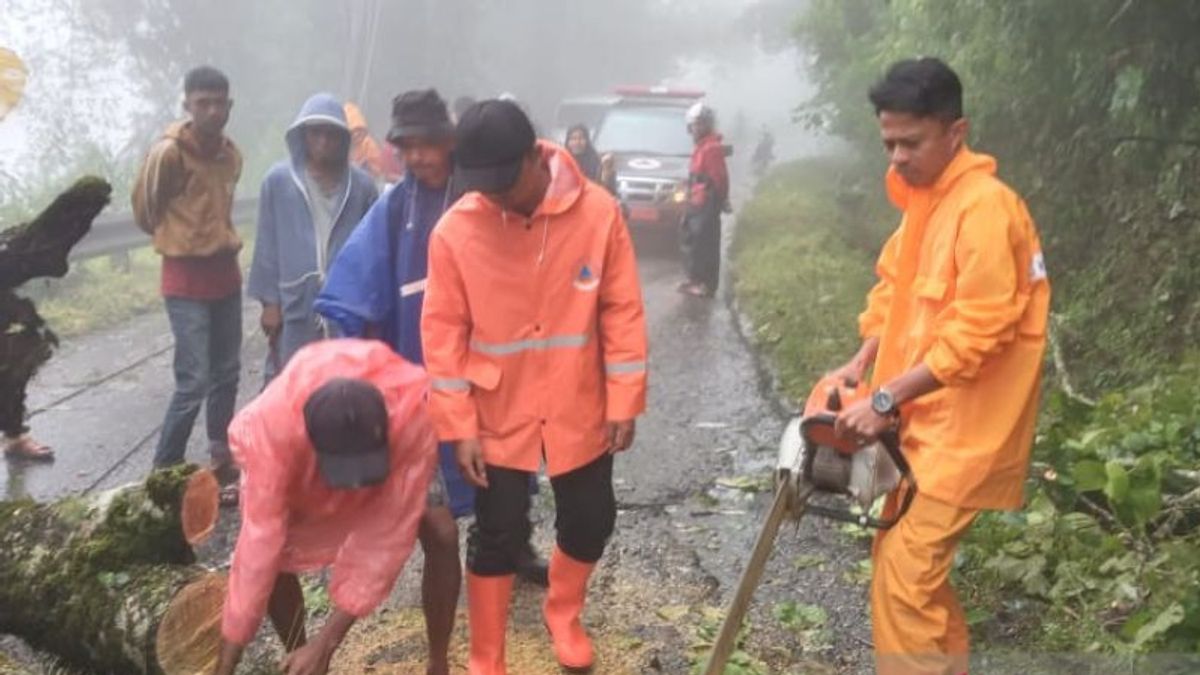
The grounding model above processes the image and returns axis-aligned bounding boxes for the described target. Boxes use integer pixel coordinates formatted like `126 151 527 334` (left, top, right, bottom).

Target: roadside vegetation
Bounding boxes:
23 249 163 338
734 0 1200 656
21 232 256 340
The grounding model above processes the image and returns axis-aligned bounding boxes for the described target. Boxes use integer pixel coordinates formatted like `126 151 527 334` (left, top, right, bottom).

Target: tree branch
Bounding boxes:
1110 135 1200 149
1049 314 1097 407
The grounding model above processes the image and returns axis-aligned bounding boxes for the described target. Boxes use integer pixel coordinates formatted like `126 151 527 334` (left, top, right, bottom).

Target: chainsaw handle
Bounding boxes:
873 429 917 529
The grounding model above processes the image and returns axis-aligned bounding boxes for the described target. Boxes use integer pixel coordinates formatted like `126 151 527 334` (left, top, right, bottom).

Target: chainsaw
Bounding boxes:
701 375 918 674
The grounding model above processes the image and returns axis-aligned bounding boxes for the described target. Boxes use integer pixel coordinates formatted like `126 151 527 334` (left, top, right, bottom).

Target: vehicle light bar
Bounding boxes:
614 85 705 99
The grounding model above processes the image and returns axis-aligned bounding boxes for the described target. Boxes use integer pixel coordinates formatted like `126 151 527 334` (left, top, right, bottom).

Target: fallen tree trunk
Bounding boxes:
0 466 226 674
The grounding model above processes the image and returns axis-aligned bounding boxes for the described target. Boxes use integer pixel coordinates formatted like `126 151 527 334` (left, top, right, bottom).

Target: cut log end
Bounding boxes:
181 468 219 547
155 571 228 675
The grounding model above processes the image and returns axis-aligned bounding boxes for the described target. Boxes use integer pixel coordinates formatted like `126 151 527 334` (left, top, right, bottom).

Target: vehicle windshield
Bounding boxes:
593 106 693 156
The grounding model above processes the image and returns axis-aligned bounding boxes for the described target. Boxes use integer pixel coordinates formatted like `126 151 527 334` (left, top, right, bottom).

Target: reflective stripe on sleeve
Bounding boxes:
431 378 470 391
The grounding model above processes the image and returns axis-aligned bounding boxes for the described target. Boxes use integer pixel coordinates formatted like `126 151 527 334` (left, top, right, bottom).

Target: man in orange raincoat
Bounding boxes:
215 339 436 675
832 58 1050 674
421 99 648 674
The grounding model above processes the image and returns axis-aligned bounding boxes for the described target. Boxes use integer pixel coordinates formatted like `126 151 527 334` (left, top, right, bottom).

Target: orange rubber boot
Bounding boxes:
467 573 514 675
543 546 596 672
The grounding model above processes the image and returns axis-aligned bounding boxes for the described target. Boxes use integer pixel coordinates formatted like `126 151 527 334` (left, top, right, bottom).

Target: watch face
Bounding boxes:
872 389 895 415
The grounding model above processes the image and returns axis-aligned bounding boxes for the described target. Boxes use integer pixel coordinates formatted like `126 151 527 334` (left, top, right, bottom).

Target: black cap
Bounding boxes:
453 99 536 194
303 378 391 489
387 88 454 143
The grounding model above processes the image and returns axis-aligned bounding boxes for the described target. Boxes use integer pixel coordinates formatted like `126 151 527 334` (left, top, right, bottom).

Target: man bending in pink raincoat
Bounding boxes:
216 338 437 675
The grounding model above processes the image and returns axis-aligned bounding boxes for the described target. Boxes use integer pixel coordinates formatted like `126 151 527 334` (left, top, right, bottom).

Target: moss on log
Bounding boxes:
0 466 222 674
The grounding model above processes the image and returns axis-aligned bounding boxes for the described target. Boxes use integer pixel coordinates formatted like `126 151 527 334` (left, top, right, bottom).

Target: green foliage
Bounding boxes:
960 366 1200 653
23 248 162 338
688 606 769 675
795 0 1200 392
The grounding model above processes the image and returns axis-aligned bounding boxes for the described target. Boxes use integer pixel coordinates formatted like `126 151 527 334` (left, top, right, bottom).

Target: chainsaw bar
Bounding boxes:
702 481 816 674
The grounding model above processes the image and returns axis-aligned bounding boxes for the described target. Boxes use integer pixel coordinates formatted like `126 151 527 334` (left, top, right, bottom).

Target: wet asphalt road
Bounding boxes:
5 220 874 673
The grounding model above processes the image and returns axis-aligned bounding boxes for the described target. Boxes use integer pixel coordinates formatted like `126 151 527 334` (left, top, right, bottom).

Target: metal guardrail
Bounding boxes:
69 198 259 261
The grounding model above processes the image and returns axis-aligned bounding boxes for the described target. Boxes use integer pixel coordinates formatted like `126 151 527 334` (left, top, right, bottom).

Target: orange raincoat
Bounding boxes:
344 102 403 183
421 142 648 477
860 147 1049 673
220 339 437 645
860 147 1050 511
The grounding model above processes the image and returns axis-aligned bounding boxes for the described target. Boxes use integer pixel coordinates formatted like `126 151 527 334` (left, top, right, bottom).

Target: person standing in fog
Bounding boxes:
564 124 616 194
678 102 729 298
132 66 242 479
247 93 377 383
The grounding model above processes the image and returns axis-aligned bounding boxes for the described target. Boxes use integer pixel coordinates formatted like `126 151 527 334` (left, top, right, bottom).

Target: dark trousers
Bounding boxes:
0 292 54 437
468 453 616 576
681 207 722 290
153 292 242 467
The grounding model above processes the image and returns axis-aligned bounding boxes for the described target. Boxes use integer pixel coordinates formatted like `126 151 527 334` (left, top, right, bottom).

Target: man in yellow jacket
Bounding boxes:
132 66 243 479
832 58 1050 674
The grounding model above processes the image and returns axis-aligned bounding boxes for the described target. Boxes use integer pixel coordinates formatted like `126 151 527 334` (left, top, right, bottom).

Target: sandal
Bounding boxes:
4 435 55 462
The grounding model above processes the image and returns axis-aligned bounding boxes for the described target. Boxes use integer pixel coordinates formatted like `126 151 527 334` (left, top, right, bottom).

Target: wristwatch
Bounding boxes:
871 388 898 417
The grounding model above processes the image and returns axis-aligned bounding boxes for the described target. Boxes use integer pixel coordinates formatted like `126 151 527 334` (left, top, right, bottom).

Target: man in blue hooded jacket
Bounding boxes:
247 93 378 380
316 89 545 675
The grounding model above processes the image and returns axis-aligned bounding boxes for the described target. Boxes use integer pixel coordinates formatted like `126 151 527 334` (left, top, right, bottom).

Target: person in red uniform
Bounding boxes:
678 102 730 298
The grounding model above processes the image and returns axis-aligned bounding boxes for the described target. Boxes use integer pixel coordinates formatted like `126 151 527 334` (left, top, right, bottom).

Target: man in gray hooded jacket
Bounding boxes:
248 93 379 381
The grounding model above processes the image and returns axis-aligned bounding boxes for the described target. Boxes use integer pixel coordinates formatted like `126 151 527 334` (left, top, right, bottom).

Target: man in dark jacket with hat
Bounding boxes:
316 89 546 675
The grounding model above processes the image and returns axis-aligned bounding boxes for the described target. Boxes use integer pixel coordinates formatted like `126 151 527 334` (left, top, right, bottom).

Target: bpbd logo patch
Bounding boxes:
573 259 601 292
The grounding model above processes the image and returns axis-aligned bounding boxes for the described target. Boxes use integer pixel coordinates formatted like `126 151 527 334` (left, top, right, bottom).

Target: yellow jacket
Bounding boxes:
860 148 1050 510
131 120 243 257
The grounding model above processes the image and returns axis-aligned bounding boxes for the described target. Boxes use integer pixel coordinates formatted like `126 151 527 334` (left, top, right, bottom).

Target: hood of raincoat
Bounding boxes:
885 146 997 211
286 93 352 180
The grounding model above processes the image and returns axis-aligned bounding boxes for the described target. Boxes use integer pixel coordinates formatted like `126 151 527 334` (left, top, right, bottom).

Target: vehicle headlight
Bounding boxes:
672 187 687 203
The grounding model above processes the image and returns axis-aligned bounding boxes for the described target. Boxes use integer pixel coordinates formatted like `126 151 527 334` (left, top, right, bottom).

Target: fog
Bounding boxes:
1 0 821 207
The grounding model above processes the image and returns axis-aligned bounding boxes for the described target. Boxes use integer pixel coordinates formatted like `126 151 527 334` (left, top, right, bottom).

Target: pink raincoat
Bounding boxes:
220 339 437 645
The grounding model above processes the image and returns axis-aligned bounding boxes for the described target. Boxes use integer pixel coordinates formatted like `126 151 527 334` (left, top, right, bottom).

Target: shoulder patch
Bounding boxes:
1030 251 1048 282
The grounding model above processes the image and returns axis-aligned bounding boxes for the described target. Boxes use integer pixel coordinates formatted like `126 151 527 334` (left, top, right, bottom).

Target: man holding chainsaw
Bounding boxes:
831 58 1050 674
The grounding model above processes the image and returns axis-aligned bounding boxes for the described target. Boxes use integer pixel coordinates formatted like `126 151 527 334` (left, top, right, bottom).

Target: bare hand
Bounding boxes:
280 640 334 675
834 398 895 443
261 303 282 345
456 438 488 488
606 419 636 454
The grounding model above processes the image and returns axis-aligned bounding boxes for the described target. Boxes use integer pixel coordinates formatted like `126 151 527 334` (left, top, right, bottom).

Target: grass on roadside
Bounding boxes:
730 157 881 405
25 248 164 338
